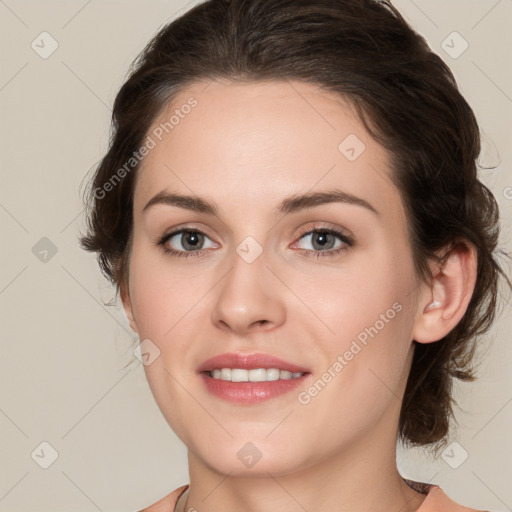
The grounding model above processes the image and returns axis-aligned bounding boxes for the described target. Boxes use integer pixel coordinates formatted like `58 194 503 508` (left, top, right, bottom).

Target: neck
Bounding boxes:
181 421 426 512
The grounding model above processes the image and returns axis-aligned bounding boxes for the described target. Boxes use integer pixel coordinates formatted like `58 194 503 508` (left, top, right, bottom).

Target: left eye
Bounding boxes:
294 228 352 255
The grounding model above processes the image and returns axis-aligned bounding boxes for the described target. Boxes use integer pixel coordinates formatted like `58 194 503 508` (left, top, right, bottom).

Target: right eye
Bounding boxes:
158 229 217 258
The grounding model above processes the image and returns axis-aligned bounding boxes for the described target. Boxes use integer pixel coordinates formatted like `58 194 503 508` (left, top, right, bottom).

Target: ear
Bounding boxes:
120 279 138 334
412 242 478 343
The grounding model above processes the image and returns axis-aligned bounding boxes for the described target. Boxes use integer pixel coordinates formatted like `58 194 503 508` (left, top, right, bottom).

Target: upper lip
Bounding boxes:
197 352 311 373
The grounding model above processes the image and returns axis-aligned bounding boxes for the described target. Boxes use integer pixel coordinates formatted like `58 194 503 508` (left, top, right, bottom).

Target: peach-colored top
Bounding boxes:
137 480 487 512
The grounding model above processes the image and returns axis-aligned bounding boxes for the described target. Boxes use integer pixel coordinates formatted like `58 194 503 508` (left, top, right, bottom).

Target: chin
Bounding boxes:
192 438 315 478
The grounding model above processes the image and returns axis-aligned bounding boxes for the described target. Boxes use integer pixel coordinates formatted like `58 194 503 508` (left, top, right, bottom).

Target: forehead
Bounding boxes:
134 79 403 225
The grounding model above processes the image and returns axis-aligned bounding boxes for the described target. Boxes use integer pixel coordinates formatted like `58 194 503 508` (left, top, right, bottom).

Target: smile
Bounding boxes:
208 368 305 382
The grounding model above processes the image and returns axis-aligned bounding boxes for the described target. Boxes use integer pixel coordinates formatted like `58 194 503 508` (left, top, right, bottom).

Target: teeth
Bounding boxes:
210 368 305 382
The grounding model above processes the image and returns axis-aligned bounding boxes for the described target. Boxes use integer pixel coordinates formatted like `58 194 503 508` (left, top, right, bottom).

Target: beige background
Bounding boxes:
1 0 511 510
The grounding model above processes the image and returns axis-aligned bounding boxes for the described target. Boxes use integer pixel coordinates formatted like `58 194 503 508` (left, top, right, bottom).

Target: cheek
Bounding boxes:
297 302 414 453
308 249 415 388
128 248 201 337
296 247 412 337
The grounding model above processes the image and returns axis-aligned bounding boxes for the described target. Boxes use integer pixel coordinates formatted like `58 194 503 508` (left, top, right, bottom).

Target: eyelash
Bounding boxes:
156 225 354 260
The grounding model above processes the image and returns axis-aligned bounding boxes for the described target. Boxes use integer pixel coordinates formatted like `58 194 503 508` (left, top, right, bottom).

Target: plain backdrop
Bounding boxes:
1 1 511 511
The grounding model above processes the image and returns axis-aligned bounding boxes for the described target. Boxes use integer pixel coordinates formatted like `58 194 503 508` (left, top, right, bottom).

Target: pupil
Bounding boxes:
184 231 201 249
313 231 334 250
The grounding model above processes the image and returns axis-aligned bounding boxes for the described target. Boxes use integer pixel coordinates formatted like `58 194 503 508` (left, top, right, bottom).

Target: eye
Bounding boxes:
293 226 354 258
156 225 354 260
157 229 217 258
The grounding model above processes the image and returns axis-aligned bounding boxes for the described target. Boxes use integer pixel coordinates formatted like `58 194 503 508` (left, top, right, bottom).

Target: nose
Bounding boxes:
210 245 286 336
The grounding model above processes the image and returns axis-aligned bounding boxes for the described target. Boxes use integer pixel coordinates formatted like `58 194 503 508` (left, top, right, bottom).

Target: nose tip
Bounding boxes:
211 254 286 335
218 315 272 334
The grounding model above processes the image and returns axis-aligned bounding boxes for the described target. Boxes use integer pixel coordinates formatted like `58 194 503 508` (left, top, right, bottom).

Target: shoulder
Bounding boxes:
135 484 189 512
136 481 490 512
414 482 490 512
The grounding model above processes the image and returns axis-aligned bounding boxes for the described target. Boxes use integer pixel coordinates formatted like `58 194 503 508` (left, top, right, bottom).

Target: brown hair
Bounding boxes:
79 0 511 451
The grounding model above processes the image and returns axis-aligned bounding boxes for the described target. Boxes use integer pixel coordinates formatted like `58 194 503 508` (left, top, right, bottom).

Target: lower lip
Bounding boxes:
199 372 310 403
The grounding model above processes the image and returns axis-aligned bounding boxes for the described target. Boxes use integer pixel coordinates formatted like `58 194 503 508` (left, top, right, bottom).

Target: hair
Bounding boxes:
79 0 511 452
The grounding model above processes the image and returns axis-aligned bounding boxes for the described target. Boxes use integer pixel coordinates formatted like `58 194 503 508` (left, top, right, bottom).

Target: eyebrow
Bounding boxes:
142 189 379 216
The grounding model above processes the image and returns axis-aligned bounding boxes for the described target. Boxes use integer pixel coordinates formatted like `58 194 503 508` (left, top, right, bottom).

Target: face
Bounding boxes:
122 79 424 477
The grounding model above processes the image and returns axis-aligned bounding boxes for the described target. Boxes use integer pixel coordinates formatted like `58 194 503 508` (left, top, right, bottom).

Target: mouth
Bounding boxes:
197 352 311 404
205 368 306 381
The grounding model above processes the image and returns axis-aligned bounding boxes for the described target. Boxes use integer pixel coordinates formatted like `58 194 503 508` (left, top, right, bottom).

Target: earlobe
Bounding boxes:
413 243 477 344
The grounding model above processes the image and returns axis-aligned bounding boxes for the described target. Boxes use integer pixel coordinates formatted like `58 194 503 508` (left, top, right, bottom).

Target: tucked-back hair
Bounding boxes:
79 0 511 451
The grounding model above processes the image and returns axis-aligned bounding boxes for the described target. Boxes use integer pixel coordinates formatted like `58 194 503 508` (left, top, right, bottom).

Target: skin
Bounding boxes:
121 79 478 512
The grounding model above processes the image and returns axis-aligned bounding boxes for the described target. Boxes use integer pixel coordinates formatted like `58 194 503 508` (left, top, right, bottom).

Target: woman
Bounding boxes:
79 0 510 510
